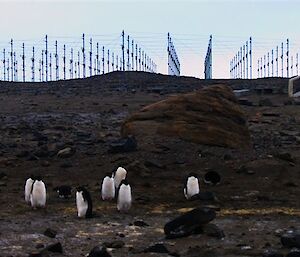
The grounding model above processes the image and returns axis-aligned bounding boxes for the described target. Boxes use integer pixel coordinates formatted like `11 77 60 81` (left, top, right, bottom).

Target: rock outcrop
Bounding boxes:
121 84 251 149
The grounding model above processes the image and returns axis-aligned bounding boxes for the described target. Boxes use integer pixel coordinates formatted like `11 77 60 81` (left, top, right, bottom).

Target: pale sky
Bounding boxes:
0 0 299 80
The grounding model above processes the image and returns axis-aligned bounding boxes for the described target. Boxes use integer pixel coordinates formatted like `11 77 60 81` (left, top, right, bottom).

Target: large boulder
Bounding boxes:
121 84 251 149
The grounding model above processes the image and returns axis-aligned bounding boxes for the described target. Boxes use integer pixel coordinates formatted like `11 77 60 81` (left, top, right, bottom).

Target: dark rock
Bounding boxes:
144 243 169 253
122 85 251 149
43 228 57 238
164 207 216 239
16 150 30 158
103 240 125 248
133 220 149 227
60 162 73 168
204 171 221 185
35 243 44 249
108 135 137 153
88 246 112 257
45 242 63 253
198 223 225 239
0 172 7 180
238 99 253 106
190 191 216 201
275 152 295 163
286 248 300 257
281 231 300 248
144 160 165 169
259 98 273 106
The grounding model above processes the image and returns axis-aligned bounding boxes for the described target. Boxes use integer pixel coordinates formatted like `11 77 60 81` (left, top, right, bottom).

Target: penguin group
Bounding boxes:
24 166 132 218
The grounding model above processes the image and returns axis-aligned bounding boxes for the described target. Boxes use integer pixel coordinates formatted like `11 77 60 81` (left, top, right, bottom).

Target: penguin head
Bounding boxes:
119 179 129 186
187 172 198 179
76 186 86 193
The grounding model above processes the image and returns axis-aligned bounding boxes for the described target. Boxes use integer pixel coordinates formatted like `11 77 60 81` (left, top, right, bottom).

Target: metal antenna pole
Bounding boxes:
281 42 284 77
127 35 130 70
116 54 118 71
122 30 125 71
297 53 299 76
102 46 104 74
14 52 17 81
291 56 293 77
112 52 114 71
243 45 245 79
271 49 274 77
246 41 248 78
96 42 99 75
10 39 13 81
260 57 263 78
22 43 25 82
39 60 41 82
267 52 270 77
264 55 266 78
82 33 86 78
70 48 74 79
3 49 6 81
139 48 141 71
6 57 9 81
45 35 48 81
77 51 80 78
131 39 134 70
257 59 260 78
135 44 138 71
249 37 252 79
55 40 59 80
63 44 66 80
49 53 52 81
31 47 35 82
276 45 278 77
286 39 289 78
41 50 44 81
89 38 92 77
107 49 110 73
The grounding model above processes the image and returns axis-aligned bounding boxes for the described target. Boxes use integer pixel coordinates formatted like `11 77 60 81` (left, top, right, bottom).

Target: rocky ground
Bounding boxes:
0 72 299 257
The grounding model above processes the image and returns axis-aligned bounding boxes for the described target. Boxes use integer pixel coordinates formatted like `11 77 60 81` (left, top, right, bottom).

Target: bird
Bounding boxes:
117 179 132 212
30 178 47 208
113 166 127 189
184 172 200 199
76 186 93 218
25 177 34 204
101 174 115 200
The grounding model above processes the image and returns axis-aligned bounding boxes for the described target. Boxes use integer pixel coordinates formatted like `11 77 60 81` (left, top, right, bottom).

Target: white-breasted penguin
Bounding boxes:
30 179 47 208
113 167 127 189
25 177 34 204
117 179 132 212
76 186 93 218
101 174 115 200
184 172 200 199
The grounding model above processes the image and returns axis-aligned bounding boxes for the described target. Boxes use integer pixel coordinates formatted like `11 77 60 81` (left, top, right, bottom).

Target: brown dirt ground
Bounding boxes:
0 72 299 257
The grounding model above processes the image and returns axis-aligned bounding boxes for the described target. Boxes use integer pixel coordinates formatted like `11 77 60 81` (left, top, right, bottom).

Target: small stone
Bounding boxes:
57 147 76 158
45 242 63 253
133 220 149 227
103 240 125 249
88 246 112 257
144 243 169 253
43 228 57 238
262 249 284 257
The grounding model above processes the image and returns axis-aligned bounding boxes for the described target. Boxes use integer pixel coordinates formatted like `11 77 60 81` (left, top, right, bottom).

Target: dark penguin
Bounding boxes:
76 186 93 218
183 172 200 199
54 185 72 199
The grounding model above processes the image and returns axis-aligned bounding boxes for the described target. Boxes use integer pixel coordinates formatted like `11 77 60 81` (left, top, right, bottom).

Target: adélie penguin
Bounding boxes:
184 172 200 199
25 177 34 204
101 174 115 200
30 179 47 208
113 166 127 189
117 179 132 212
76 186 93 218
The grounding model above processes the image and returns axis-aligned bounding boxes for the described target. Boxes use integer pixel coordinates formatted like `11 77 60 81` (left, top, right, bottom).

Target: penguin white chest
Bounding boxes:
117 184 132 212
30 181 46 208
102 176 115 200
25 178 34 203
76 191 88 218
184 177 199 199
